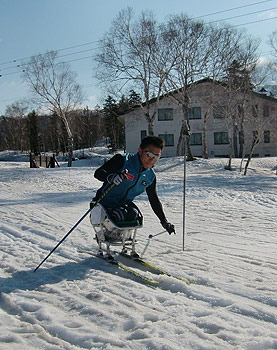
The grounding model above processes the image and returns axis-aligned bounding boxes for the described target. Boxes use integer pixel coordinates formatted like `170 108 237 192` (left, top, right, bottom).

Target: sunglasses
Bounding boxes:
143 150 161 160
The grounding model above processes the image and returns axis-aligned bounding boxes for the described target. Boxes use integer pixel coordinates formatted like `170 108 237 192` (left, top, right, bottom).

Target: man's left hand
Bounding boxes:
161 221 175 234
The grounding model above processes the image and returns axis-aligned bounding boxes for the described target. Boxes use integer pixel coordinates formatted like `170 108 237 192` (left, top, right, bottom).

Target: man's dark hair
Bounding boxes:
140 136 165 150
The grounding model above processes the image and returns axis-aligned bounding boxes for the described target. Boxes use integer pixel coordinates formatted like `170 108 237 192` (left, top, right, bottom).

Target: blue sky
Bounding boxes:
1 0 277 114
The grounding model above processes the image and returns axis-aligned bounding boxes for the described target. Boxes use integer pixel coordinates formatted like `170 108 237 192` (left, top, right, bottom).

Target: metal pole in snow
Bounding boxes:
183 140 186 251
182 121 190 251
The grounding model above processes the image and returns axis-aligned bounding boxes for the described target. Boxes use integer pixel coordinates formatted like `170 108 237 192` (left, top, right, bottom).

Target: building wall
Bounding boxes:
122 81 277 158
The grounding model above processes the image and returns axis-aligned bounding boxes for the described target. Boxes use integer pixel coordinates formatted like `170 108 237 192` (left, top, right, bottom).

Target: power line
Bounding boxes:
231 15 277 27
1 15 276 77
0 55 96 78
207 7 277 24
0 47 101 72
194 0 275 19
58 55 95 65
54 40 100 53
1 14 277 78
0 40 100 66
0 1 277 79
1 0 275 69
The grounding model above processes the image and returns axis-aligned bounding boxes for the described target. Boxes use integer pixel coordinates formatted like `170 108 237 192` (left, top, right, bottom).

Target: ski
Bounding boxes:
118 252 193 285
77 248 160 285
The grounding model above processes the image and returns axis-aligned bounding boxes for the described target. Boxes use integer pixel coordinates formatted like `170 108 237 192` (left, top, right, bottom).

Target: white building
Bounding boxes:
120 79 277 158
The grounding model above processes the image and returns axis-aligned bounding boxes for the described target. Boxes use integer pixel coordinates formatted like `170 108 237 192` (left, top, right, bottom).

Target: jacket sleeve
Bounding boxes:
146 177 166 223
94 154 125 182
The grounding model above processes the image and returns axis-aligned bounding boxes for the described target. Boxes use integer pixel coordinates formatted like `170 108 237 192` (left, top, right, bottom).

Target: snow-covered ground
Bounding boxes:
0 150 276 350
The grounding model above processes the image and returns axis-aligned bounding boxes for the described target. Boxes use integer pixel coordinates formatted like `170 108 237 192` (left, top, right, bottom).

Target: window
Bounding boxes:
263 104 270 118
159 134 174 146
239 131 244 145
238 104 243 117
190 133 202 145
252 104 258 118
141 130 147 140
158 108 173 121
253 130 259 144
214 132 229 145
213 107 225 119
264 130 270 143
188 107 201 119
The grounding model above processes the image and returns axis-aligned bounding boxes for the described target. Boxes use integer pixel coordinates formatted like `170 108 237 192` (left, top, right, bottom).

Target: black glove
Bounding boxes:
161 220 175 234
107 172 127 185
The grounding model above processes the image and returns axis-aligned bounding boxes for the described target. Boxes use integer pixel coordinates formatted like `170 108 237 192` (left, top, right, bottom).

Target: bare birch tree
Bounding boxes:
95 8 177 135
23 51 84 167
242 93 277 175
199 27 254 161
161 14 212 158
164 15 259 159
269 30 277 56
267 30 277 93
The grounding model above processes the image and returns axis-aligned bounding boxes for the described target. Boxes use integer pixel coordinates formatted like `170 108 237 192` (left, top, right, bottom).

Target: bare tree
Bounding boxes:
202 28 258 161
162 15 212 158
220 32 260 170
266 30 277 89
243 97 277 175
96 8 261 161
213 59 257 170
95 8 176 135
23 51 84 167
164 15 259 159
269 30 277 55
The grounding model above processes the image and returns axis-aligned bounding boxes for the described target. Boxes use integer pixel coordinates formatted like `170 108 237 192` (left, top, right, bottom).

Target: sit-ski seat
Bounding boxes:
90 203 143 255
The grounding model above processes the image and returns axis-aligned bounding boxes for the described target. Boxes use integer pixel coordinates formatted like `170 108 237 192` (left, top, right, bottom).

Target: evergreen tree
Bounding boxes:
128 90 142 106
103 96 121 151
224 60 254 93
103 91 141 151
27 111 39 155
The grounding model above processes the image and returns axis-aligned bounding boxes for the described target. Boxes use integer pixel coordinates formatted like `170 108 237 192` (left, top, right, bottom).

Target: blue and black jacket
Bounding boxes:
94 152 166 222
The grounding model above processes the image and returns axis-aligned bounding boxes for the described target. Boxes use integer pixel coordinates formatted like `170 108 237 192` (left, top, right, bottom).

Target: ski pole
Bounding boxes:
34 183 115 272
148 230 167 239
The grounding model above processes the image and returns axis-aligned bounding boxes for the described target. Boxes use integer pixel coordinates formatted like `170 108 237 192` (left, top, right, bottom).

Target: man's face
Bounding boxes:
138 145 162 169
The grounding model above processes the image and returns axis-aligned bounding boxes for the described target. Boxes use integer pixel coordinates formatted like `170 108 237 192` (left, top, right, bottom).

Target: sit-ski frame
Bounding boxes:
90 203 143 256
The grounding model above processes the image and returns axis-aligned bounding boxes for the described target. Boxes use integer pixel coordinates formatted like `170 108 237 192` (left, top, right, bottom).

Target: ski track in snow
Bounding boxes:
0 155 277 350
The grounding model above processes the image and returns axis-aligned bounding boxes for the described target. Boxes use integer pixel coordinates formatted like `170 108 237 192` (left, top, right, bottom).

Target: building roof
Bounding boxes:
119 78 277 119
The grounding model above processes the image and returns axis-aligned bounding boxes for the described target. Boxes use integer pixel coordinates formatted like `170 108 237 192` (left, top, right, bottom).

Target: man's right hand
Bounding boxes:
107 172 127 185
